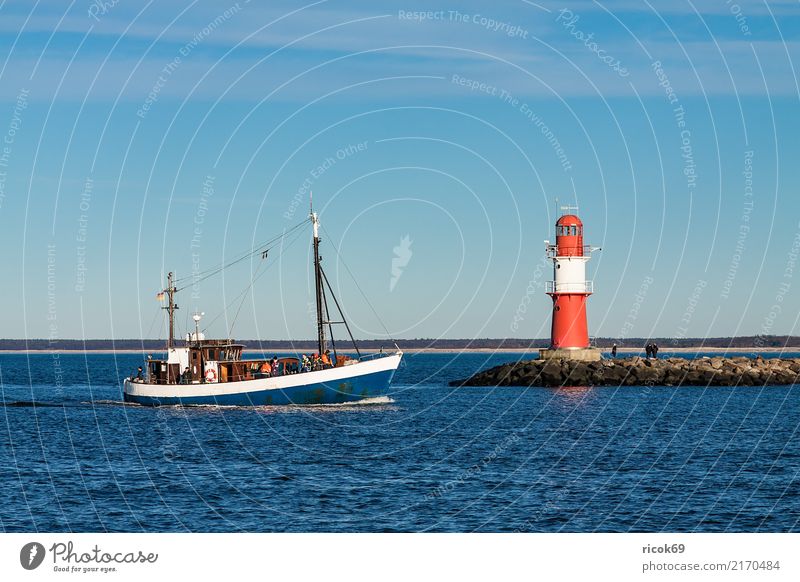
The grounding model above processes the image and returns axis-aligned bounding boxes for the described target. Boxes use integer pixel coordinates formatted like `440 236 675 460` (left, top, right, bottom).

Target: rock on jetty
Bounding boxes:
451 356 800 387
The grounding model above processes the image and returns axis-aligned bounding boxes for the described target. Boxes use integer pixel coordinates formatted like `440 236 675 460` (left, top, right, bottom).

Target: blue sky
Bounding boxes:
0 0 799 342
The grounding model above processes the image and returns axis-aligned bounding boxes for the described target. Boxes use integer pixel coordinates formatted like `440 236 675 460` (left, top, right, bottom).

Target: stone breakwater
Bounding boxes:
451 356 800 387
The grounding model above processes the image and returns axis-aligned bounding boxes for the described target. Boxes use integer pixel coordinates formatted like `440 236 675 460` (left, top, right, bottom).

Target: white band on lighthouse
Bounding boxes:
552 256 592 294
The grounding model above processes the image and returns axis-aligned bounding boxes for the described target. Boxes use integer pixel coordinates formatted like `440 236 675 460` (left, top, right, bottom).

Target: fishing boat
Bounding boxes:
123 209 403 406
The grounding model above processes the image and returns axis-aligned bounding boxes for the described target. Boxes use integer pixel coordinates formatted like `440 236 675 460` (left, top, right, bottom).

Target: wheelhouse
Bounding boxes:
145 339 245 385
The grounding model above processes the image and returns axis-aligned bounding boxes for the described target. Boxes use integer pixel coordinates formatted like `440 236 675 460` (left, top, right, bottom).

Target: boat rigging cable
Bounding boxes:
171 218 310 292
195 220 311 336
319 222 397 347
225 257 266 339
152 219 310 340
319 265 360 357
224 222 310 337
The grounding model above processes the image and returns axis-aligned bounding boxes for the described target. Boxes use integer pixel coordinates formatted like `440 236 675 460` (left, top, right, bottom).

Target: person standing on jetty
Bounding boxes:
611 344 618 358
652 343 659 359
645 343 652 359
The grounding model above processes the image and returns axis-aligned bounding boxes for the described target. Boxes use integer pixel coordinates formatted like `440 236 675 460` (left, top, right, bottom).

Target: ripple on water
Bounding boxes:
0 352 798 532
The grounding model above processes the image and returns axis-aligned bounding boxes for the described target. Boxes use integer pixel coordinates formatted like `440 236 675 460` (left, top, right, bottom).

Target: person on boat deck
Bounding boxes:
259 361 272 378
135 366 143 381
301 355 311 372
180 367 190 384
312 354 321 371
271 356 280 376
321 350 332 368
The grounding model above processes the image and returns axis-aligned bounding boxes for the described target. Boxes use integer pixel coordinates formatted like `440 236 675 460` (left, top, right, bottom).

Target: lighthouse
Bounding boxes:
540 207 602 362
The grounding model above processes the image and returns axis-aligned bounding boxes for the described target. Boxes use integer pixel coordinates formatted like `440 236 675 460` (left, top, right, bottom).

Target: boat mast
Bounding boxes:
162 271 178 350
311 209 327 356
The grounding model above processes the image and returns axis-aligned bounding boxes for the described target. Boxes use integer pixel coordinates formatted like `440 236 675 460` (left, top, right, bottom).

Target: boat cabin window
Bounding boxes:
219 346 242 361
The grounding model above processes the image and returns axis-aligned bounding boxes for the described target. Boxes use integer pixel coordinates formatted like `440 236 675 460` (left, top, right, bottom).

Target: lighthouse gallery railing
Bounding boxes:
545 281 594 294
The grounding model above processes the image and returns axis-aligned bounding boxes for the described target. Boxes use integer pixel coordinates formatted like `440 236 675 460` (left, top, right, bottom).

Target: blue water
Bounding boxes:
1 351 798 532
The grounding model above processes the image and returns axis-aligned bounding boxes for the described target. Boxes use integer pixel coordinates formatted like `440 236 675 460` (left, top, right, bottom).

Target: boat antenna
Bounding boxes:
311 202 327 356
160 272 179 350
192 312 204 344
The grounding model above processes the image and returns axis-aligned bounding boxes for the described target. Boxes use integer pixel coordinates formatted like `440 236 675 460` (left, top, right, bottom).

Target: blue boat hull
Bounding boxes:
123 368 396 407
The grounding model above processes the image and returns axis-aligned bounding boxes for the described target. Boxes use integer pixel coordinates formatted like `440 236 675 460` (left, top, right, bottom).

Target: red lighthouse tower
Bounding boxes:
541 208 601 361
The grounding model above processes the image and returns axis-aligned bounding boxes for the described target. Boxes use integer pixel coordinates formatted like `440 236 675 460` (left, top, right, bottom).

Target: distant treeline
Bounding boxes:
1 336 799 351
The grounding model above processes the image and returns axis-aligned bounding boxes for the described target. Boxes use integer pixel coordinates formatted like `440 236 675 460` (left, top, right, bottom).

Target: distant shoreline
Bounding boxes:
3 336 798 353
1 347 796 355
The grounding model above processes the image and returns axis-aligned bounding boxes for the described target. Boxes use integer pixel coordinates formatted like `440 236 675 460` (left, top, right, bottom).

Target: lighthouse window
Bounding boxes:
570 226 577 235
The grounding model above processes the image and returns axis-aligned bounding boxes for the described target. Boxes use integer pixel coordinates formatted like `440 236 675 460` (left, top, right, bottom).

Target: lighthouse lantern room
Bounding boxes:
540 207 602 362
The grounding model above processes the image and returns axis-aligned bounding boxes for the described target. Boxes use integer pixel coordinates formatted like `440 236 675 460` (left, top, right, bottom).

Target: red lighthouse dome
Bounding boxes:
555 214 584 257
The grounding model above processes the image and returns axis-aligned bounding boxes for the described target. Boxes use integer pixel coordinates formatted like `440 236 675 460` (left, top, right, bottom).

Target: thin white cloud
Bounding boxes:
0 0 796 100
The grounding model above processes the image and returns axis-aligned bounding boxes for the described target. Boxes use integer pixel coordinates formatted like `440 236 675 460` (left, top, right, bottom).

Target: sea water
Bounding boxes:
0 352 798 532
